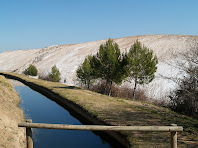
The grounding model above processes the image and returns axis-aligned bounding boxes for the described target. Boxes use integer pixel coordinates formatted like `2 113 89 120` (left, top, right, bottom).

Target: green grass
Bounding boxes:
1 72 198 148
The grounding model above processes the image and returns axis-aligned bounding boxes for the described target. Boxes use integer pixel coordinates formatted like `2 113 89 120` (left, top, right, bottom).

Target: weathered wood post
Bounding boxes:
170 124 177 148
26 119 33 148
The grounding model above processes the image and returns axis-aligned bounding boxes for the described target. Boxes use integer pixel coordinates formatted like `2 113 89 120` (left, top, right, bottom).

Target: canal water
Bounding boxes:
11 80 111 148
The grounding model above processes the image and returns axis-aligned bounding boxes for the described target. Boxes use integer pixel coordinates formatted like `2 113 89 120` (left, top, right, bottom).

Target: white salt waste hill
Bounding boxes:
0 34 197 100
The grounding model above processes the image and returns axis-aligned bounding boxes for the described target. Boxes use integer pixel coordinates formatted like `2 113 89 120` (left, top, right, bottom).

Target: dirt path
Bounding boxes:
0 76 25 148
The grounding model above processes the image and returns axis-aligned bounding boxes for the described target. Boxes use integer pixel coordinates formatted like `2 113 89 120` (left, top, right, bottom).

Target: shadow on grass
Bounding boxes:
53 86 81 90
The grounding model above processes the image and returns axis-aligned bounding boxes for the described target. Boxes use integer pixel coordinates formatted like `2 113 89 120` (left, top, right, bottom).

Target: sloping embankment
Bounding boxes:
0 75 25 148
1 72 198 148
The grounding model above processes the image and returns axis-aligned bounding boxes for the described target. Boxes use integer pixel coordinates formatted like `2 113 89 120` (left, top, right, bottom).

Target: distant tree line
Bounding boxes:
76 39 158 98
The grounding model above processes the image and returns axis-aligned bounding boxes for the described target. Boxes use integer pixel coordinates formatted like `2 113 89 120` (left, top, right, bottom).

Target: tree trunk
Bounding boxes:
104 80 108 95
87 80 90 90
109 81 113 96
133 79 137 99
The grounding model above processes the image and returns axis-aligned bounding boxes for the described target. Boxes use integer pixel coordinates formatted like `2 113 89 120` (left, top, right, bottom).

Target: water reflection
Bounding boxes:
13 83 110 148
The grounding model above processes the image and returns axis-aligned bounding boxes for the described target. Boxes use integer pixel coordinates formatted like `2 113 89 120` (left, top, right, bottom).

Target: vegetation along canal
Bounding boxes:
11 80 111 148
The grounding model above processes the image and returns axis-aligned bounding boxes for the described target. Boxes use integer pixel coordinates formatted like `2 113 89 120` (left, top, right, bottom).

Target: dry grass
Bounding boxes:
1 72 198 148
0 75 25 148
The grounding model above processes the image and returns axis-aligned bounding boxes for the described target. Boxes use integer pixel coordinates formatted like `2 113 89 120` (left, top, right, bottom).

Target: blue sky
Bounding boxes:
0 0 198 53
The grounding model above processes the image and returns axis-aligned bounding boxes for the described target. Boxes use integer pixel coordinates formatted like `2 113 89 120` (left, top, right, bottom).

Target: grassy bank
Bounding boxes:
1 72 198 148
0 75 25 148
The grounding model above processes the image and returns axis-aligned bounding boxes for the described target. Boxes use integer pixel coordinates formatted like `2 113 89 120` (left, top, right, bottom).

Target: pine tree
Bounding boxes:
127 40 158 98
76 55 95 89
49 65 61 82
91 39 126 95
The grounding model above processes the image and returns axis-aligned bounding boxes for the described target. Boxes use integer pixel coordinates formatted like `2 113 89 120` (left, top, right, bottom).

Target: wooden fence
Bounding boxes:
18 120 183 148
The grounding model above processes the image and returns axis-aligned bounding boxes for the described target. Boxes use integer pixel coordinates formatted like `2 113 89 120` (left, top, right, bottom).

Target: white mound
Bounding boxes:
0 34 197 100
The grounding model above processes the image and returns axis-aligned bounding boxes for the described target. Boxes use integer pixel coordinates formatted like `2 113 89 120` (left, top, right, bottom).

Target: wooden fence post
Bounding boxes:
26 119 33 148
170 124 177 148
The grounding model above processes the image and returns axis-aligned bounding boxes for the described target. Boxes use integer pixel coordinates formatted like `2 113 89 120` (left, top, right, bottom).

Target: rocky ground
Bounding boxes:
0 76 25 148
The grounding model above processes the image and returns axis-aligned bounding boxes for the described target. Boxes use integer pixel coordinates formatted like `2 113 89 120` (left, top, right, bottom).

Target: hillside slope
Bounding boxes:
0 34 197 99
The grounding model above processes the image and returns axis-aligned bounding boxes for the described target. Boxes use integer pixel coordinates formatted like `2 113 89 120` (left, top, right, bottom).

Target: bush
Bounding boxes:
23 64 38 76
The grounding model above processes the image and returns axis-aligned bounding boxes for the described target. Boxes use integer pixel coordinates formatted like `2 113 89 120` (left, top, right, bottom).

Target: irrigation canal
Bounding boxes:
10 80 111 148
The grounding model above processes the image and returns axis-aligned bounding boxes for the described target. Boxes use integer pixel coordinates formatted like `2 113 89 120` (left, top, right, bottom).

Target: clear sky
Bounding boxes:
0 0 198 53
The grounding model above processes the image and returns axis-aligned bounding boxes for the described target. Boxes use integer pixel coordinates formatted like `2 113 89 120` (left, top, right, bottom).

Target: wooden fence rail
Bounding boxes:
18 120 183 148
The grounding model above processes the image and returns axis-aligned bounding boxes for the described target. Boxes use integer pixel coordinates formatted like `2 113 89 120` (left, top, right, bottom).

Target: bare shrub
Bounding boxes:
91 81 150 102
133 89 150 102
90 80 106 94
166 39 198 119
38 73 51 81
169 76 198 119
151 98 169 107
111 85 133 99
